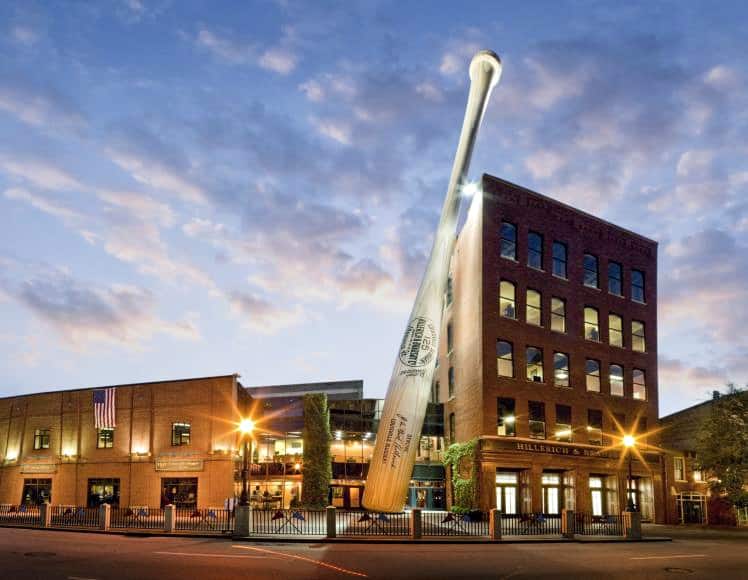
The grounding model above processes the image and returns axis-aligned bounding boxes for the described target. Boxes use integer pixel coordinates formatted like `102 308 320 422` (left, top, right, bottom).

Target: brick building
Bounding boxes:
437 175 666 522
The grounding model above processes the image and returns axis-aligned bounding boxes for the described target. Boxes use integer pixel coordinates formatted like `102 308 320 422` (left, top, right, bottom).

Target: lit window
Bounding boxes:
526 346 544 382
693 470 703 482
448 367 456 398
584 254 599 288
586 359 600 392
674 457 685 481
632 321 646 352
529 401 546 439
608 261 623 296
609 313 623 347
501 222 517 260
497 398 516 437
633 369 647 400
609 364 624 397
555 404 572 442
497 340 514 378
554 352 569 387
97 428 114 449
499 280 516 319
551 297 566 333
447 323 454 353
632 270 645 303
587 409 603 445
552 242 567 279
584 307 600 341
33 429 50 450
528 231 543 270
526 289 542 326
171 422 191 446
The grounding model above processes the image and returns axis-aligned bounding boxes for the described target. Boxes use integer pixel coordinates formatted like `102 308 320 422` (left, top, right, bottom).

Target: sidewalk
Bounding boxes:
643 523 748 541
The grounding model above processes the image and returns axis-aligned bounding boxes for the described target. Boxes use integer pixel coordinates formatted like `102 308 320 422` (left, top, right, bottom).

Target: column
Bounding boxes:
99 504 111 531
489 508 502 540
410 508 422 539
326 506 337 539
164 504 176 533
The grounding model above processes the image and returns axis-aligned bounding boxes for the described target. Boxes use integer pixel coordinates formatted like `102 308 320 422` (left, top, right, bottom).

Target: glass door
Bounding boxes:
496 471 518 514
541 473 561 514
589 476 604 516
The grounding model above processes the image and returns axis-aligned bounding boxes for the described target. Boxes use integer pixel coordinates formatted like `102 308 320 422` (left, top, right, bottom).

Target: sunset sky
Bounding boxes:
0 1 746 415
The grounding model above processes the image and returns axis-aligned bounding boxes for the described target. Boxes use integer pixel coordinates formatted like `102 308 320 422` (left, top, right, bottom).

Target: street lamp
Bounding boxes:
623 434 637 512
238 418 255 507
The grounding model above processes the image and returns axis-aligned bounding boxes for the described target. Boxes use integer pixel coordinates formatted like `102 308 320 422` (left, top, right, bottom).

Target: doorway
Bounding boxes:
541 472 561 514
495 471 518 514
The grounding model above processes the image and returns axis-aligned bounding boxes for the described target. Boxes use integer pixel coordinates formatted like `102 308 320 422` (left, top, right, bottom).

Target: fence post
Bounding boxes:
562 509 574 539
624 510 641 540
99 504 110 531
410 508 422 540
164 504 176 532
40 503 51 528
489 509 502 540
234 505 252 537
326 505 336 539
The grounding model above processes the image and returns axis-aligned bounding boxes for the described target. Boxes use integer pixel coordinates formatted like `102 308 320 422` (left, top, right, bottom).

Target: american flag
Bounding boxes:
93 388 116 429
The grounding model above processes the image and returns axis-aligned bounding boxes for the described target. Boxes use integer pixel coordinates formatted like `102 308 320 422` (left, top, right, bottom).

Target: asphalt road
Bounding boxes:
0 527 746 580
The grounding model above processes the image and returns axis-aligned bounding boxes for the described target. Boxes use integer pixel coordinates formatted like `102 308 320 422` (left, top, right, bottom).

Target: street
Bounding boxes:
0 527 746 579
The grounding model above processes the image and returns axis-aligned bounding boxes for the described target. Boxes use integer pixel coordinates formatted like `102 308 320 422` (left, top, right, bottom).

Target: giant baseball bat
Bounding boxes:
363 50 503 512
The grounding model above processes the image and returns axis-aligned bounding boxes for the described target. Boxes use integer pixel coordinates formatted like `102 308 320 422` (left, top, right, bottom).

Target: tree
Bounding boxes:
696 385 748 508
301 393 332 508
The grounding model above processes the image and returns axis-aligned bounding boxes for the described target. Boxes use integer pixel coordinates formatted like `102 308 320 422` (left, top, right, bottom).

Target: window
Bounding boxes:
632 320 646 352
431 380 439 404
584 306 600 341
526 289 542 326
97 428 114 449
631 269 645 303
171 422 191 446
499 280 516 319
528 401 546 439
497 340 514 378
526 346 544 382
608 261 623 296
693 469 703 482
552 241 567 279
497 398 516 437
609 364 624 397
88 478 120 507
446 274 453 306
587 409 603 445
528 231 543 269
613 413 626 432
555 404 572 442
449 413 456 444
633 369 647 400
500 221 517 260
585 359 601 392
542 472 561 514
448 367 456 398
447 323 454 353
553 352 570 387
551 297 566 333
584 254 599 288
589 476 604 516
21 479 52 505
674 457 686 482
161 477 198 508
496 471 519 515
609 313 623 347
33 429 50 450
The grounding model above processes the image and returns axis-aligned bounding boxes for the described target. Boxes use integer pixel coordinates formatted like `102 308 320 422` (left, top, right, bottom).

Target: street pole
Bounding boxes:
240 436 249 506
627 452 635 512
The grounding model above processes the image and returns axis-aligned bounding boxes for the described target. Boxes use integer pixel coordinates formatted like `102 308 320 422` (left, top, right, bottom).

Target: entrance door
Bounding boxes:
349 487 361 508
496 472 518 514
541 473 561 514
589 476 605 516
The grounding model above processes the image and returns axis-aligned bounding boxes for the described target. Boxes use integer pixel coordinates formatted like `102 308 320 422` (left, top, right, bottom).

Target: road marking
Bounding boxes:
232 544 368 578
631 554 706 561
154 551 273 560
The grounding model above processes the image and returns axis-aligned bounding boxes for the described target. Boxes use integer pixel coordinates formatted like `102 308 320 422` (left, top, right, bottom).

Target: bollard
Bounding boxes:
99 503 111 531
234 505 252 537
562 509 574 539
326 505 336 539
489 509 502 541
410 508 422 540
40 503 51 528
164 504 176 533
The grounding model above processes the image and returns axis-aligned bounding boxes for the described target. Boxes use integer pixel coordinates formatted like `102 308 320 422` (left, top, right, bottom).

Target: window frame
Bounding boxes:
555 404 572 442
500 221 517 261
633 368 647 401
585 359 601 393
551 297 566 333
584 253 599 289
497 398 516 437
33 429 51 450
553 352 570 388
171 422 191 447
552 241 567 279
632 320 646 352
448 367 456 399
528 401 546 440
497 340 514 378
609 364 624 397
587 409 603 446
499 280 517 320
608 261 623 296
584 306 600 342
609 313 623 347
526 346 544 383
526 288 542 327
96 428 115 449
631 269 645 303
673 457 686 482
528 231 544 270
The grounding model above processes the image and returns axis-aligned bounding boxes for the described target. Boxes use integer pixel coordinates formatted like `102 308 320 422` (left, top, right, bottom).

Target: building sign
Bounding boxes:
481 438 659 462
20 463 57 474
155 458 204 472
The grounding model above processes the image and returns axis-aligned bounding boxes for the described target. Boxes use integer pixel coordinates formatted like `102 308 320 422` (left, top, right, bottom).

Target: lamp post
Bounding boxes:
623 434 636 512
238 418 255 507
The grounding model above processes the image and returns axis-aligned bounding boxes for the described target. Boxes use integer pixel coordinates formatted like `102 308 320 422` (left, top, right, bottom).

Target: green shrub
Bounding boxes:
443 438 479 511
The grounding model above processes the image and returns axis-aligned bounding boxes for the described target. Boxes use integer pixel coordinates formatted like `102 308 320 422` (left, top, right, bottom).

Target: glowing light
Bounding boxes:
461 180 481 198
294 463 301 471
623 435 636 448
5 452 18 462
238 418 255 434
504 415 515 424
335 430 343 440
555 429 572 438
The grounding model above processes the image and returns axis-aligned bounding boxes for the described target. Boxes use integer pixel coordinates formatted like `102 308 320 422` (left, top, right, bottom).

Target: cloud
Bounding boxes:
193 26 298 74
0 79 85 131
259 47 297 75
11 25 39 46
4 187 82 224
228 291 304 333
0 154 82 191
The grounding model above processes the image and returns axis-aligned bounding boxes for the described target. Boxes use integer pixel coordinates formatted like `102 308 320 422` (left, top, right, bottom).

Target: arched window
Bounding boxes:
499 280 516 319
526 289 542 326
585 359 600 392
497 340 514 378
584 307 600 341
609 364 624 397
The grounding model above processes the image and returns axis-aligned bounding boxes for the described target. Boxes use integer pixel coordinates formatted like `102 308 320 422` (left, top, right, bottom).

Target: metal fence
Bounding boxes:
0 504 40 526
111 507 165 530
574 513 624 536
422 510 489 537
502 513 562 536
174 508 233 533
336 510 410 536
737 507 748 528
251 509 326 535
50 506 99 528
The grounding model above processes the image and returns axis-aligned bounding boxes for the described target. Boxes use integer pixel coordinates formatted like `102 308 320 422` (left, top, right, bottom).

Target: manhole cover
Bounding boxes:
24 552 56 558
664 567 694 575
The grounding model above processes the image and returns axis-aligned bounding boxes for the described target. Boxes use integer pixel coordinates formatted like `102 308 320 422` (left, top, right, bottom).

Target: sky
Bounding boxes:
0 1 746 416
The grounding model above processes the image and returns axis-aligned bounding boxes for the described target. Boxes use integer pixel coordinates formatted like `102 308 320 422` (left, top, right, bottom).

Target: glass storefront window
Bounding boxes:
161 477 198 508
88 478 120 507
21 479 52 505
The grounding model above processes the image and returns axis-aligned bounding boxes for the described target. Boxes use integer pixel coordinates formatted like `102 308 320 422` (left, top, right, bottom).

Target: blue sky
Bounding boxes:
0 1 746 416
